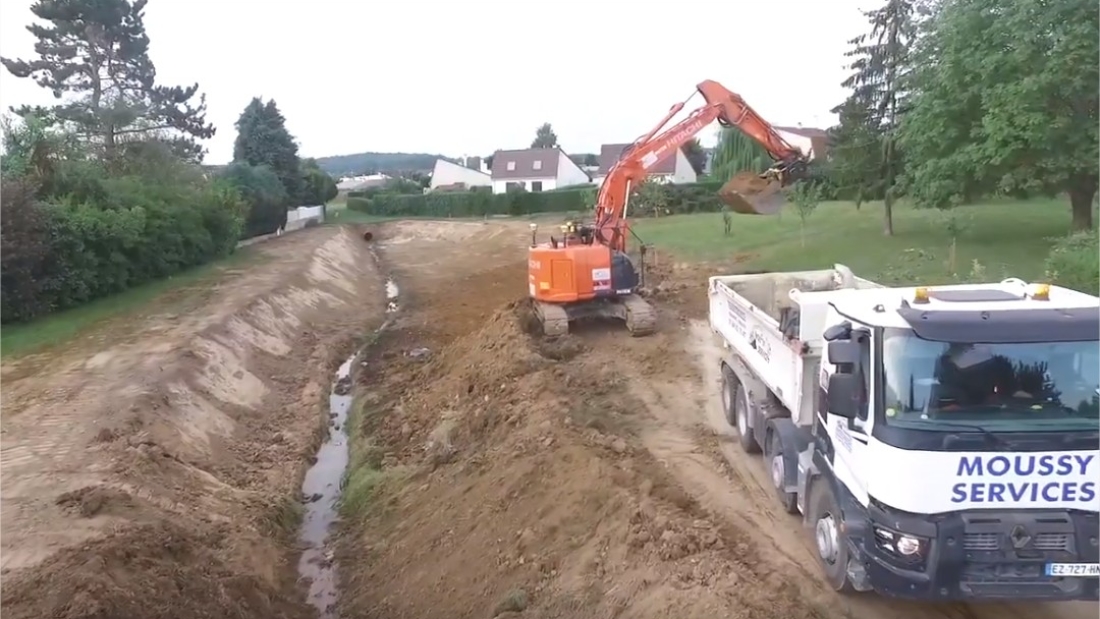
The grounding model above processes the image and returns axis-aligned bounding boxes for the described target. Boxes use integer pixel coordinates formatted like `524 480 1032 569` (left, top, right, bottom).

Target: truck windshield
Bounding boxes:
880 329 1100 432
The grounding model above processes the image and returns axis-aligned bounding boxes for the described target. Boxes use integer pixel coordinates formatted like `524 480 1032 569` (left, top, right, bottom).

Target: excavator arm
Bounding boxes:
594 80 810 252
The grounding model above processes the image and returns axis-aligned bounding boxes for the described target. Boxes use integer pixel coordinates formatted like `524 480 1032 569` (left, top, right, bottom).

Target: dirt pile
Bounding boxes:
340 297 832 619
1 227 386 619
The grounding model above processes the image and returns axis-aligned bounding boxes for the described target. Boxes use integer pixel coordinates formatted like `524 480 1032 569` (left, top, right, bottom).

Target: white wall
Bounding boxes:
430 159 492 190
491 178 559 194
555 150 591 189
671 149 698 184
284 205 325 231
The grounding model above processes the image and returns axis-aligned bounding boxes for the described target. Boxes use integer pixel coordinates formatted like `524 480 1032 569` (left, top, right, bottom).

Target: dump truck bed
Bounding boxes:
707 265 882 425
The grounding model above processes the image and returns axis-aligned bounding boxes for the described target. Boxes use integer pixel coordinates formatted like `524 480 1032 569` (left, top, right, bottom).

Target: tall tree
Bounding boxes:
531 123 558 149
900 0 1099 230
233 97 302 204
1 0 215 162
826 97 884 207
837 0 918 235
710 128 772 182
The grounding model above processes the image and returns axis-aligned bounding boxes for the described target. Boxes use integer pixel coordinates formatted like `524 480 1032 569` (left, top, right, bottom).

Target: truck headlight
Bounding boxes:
873 525 927 562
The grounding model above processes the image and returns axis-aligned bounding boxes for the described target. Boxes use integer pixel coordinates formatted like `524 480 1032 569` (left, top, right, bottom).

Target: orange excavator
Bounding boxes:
527 80 811 337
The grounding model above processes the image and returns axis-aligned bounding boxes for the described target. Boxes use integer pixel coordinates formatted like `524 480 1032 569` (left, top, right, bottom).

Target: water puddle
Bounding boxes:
385 278 399 312
296 265 400 617
297 354 355 617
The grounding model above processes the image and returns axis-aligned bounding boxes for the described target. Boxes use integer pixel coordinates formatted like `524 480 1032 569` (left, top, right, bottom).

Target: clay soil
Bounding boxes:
1 226 387 619
3 220 1095 619
339 220 1098 619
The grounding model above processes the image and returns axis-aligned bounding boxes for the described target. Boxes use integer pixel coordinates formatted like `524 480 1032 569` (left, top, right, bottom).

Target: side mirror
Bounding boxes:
827 373 862 419
827 340 861 366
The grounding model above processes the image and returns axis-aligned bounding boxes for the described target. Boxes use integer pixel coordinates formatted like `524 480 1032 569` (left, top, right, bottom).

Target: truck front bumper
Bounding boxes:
852 505 1100 601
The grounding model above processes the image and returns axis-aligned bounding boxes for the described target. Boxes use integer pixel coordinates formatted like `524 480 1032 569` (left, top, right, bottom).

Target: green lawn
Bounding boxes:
1 248 260 358
633 198 1078 285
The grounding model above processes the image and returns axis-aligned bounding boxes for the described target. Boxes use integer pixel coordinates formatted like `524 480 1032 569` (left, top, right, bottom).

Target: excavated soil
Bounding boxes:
0 226 386 619
4 219 1095 619
339 220 1098 619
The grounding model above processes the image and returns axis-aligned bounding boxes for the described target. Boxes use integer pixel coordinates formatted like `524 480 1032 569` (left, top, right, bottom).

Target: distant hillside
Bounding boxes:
314 152 456 176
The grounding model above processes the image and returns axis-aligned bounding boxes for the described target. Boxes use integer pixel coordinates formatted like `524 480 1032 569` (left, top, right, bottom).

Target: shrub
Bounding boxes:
1044 229 1099 294
218 163 289 238
345 180 735 218
0 169 246 324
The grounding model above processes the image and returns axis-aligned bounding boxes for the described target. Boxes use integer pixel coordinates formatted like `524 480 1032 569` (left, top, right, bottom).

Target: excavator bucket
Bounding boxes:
718 171 786 215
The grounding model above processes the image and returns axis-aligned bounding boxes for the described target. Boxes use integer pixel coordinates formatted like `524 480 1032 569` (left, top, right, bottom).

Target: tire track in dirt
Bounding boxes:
596 312 1098 619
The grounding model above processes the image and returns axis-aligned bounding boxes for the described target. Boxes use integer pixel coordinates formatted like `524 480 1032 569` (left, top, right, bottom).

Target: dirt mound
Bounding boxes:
1 522 312 619
1 226 387 619
341 295 833 619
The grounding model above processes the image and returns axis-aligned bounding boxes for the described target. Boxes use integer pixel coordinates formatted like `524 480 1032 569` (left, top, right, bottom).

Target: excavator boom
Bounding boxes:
595 80 811 252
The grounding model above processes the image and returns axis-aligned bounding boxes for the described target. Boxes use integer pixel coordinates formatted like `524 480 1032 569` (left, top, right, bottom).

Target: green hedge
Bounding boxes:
346 180 733 217
1 175 246 323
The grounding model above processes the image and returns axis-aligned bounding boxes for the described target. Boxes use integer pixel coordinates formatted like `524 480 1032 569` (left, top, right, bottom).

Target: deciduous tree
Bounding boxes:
900 0 1099 231
1 0 215 162
711 128 771 181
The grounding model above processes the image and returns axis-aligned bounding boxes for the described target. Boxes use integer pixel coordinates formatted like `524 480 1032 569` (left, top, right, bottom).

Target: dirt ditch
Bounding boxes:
0 226 386 619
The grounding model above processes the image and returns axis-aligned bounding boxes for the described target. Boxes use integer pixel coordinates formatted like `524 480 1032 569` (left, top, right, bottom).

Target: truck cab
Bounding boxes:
708 269 1099 601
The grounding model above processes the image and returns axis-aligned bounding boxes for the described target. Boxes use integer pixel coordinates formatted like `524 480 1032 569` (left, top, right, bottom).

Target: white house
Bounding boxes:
489 147 590 194
589 143 697 186
429 158 492 191
774 126 829 160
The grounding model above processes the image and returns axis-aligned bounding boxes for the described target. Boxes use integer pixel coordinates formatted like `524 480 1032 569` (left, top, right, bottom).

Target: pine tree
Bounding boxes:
837 0 918 235
1 0 215 161
531 123 558 149
232 97 303 205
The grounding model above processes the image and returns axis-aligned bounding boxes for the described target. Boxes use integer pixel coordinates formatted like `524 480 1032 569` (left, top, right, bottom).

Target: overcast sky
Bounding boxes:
0 0 871 164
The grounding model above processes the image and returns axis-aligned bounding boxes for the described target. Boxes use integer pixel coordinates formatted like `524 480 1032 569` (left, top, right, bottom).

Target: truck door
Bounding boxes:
819 321 874 506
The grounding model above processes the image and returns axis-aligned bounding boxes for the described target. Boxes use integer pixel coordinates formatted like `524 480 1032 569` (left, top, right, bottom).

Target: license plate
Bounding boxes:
1045 563 1100 577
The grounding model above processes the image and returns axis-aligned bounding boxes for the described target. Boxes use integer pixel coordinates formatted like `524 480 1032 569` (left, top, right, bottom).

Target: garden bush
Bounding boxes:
1044 229 1099 294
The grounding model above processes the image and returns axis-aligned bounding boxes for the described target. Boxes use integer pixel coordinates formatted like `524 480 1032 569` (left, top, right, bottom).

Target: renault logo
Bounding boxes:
1010 525 1032 549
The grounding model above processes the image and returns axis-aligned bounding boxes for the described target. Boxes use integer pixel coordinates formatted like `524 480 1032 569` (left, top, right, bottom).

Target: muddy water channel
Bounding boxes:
297 271 400 617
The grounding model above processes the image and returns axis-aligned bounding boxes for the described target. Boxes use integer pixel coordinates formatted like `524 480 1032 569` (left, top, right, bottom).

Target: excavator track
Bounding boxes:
534 301 570 338
621 294 657 337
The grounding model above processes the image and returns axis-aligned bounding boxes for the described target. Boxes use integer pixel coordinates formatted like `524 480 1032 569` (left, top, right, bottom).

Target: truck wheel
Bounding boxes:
765 430 799 514
808 480 856 593
721 365 760 454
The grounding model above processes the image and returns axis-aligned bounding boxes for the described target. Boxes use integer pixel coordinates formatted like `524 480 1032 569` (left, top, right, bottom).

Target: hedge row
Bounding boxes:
1 175 246 323
347 180 733 217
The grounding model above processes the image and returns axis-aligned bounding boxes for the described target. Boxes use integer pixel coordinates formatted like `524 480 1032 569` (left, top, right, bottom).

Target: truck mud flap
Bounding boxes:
766 418 810 495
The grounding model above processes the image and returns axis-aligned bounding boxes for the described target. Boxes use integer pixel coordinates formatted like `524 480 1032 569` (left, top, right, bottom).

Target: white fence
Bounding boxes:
284 204 325 232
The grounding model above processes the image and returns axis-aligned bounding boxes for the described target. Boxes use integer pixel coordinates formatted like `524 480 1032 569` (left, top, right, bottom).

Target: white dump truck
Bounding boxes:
707 265 1100 601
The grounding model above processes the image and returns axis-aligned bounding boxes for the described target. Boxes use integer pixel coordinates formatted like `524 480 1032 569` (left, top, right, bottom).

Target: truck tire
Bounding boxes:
765 430 799 514
721 365 760 454
807 479 856 593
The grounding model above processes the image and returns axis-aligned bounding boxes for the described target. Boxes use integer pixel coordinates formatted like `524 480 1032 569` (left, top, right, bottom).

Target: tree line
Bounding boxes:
0 0 337 324
711 0 1098 235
